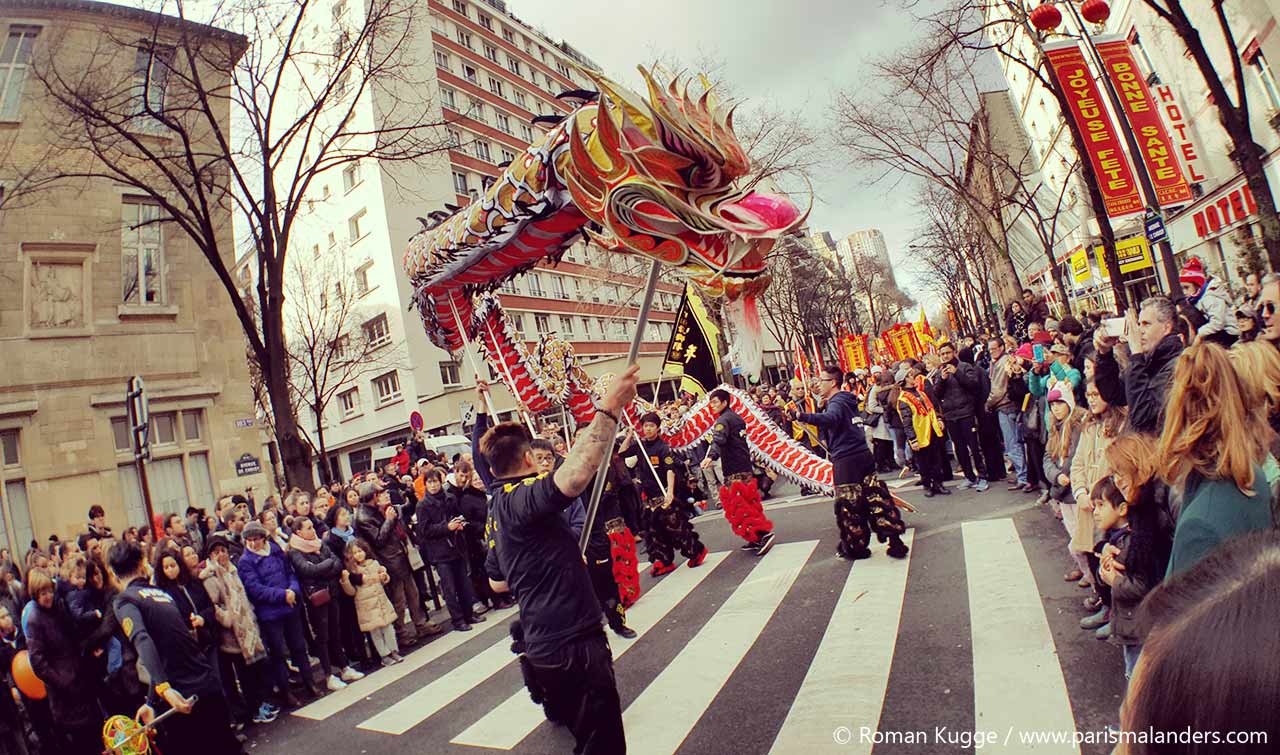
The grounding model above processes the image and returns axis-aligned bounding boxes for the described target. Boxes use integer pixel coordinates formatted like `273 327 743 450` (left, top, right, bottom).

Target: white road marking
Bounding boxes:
621 540 818 755
963 518 1079 753
768 530 914 754
291 606 518 721
450 550 731 749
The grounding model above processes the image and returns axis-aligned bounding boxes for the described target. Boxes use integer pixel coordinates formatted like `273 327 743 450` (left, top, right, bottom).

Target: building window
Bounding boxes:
478 12 493 31
181 409 202 442
502 27 515 44
558 315 575 336
551 275 567 299
0 481 33 562
110 418 131 453
342 162 361 192
131 44 174 115
473 140 491 162
519 124 534 141
468 96 485 122
452 171 468 194
573 278 586 300
439 361 461 387
0 25 39 120
556 62 572 80
348 208 368 242
605 285 618 304
1250 51 1280 110
451 0 468 17
463 64 478 84
327 231 337 249
440 86 456 109
514 90 527 108
499 278 518 294
500 148 516 164
150 412 178 446
543 72 555 90
362 313 391 348
373 371 401 405
527 271 544 296
506 56 521 77
610 319 626 339
0 429 18 467
484 44 499 63
339 388 360 418
534 313 551 335
121 199 165 305
595 318 607 338
348 448 372 474
434 49 451 71
455 29 473 50
495 113 512 134
488 77 505 98
447 128 461 147
355 264 370 293
321 184 331 200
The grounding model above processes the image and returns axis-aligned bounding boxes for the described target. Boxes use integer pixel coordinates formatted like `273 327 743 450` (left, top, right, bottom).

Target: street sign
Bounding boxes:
1144 210 1168 244
409 411 424 432
235 453 262 477
234 418 255 429
126 376 149 462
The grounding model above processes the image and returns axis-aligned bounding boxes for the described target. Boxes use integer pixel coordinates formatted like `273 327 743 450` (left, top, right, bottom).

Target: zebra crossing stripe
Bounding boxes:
768 530 915 754
291 606 519 721
450 550 731 749
621 539 819 755
963 519 1080 753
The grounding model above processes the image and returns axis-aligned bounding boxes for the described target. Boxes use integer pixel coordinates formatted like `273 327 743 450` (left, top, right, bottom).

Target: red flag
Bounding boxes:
792 339 810 383
810 335 825 372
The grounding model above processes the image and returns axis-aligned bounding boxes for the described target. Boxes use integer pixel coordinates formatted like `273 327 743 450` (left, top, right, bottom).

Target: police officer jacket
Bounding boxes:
114 577 220 708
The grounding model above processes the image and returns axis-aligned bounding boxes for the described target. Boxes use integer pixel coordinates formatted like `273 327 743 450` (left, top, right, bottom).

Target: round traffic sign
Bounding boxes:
409 411 424 432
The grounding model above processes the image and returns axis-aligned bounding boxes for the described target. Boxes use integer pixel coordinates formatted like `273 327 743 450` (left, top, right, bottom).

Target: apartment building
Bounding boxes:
839 228 896 286
277 0 689 481
0 2 268 545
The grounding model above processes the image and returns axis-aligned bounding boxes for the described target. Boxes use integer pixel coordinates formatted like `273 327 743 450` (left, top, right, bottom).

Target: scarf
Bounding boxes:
902 380 936 415
245 540 270 557
329 525 355 545
289 533 321 554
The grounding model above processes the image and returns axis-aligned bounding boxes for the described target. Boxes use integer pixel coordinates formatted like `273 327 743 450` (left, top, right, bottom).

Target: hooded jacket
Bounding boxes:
798 390 875 465
1191 276 1240 341
238 541 301 624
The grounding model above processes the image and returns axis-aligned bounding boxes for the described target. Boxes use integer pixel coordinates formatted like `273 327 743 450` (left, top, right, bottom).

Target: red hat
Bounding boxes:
1015 343 1036 362
1179 257 1206 290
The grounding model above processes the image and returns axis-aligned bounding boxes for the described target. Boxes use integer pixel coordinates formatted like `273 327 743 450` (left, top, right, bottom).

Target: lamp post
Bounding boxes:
1033 0 1182 296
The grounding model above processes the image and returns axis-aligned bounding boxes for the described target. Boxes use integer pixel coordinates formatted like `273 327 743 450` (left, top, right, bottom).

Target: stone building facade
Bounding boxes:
0 0 265 551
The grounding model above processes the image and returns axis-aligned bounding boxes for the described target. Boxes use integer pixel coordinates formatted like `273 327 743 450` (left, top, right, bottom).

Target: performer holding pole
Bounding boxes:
795 365 909 562
702 389 776 556
621 412 707 576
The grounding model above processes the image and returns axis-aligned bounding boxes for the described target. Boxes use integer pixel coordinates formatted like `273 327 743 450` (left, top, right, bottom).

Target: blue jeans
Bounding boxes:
260 608 313 695
997 410 1027 484
891 427 910 466
1123 644 1142 680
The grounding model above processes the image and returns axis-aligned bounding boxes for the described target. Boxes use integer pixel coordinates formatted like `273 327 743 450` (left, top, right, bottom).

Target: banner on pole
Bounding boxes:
1095 36 1194 208
660 287 720 397
1043 39 1144 219
841 334 870 372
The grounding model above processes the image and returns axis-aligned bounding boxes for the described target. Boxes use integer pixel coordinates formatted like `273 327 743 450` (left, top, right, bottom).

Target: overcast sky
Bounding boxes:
508 0 931 300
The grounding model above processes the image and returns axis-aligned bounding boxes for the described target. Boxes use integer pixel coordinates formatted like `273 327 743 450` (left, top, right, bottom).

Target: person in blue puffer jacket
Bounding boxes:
237 521 317 708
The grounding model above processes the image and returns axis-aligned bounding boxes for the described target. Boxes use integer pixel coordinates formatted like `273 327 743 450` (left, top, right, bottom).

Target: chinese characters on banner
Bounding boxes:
660 287 720 396
841 334 871 372
1044 39 1144 218
1095 36 1194 207
881 324 924 362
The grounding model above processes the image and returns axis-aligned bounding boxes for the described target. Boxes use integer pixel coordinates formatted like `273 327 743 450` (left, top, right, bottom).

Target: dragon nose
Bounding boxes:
720 191 803 233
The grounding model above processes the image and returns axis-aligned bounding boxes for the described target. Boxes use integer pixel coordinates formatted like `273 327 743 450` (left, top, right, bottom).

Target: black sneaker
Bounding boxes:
452 621 474 632
466 614 487 624
740 541 760 551
610 623 637 639
754 532 776 557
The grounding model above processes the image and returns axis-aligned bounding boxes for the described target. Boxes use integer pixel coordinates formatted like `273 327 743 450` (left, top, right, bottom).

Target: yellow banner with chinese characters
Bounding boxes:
660 286 720 396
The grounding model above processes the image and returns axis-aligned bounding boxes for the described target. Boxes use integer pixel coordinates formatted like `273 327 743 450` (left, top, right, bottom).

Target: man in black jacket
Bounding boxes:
110 541 243 755
354 483 442 646
1093 297 1183 435
797 366 908 561
935 342 990 491
701 389 775 555
413 469 483 632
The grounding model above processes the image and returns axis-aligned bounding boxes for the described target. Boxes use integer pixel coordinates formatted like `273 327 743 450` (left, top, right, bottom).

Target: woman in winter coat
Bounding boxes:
239 522 319 705
151 549 218 656
414 469 482 632
201 534 276 727
1005 300 1029 343
865 371 899 473
289 517 361 691
24 569 101 753
1070 381 1128 625
324 504 369 666
448 461 500 611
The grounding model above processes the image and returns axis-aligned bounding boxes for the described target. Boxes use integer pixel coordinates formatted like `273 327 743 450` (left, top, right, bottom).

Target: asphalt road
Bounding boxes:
244 476 1127 754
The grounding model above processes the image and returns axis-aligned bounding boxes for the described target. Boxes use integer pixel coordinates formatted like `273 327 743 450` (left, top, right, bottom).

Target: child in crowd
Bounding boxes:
1043 388 1093 606
340 539 402 666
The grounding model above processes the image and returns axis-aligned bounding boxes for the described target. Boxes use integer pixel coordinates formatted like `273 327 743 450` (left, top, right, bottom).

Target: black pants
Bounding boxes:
466 539 499 608
261 608 314 695
157 691 243 755
527 630 626 755
1025 436 1047 488
913 438 946 489
872 438 897 471
833 457 906 557
218 651 267 724
642 500 703 567
946 416 987 482
976 410 1006 481
336 592 369 665
435 558 477 627
586 553 627 629
304 595 347 678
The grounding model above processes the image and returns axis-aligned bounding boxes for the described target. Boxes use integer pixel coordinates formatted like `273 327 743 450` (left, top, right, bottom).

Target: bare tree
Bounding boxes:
32 0 451 487
1141 0 1280 271
844 252 914 335
284 252 405 485
912 184 998 334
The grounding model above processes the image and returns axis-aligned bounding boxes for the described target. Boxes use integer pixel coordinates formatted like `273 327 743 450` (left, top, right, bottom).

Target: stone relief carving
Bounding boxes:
28 261 84 329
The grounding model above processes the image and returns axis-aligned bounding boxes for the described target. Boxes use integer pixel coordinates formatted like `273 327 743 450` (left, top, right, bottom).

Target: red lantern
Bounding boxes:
1081 0 1110 23
1029 3 1062 31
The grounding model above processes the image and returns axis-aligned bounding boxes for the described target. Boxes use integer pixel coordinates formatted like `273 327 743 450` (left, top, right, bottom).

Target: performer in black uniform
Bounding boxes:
482 365 639 755
796 366 909 561
701 389 776 555
109 541 244 755
621 413 707 576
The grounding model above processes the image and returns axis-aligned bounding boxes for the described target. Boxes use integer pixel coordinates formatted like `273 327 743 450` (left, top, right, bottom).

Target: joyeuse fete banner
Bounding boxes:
1044 40 1144 219
1094 36 1194 207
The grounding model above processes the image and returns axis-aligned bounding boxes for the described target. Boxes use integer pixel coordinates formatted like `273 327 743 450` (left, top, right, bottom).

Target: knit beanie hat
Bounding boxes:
1046 386 1076 412
1179 257 1206 290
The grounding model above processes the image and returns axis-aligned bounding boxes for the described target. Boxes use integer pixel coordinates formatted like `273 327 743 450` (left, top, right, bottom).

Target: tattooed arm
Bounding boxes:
554 365 640 499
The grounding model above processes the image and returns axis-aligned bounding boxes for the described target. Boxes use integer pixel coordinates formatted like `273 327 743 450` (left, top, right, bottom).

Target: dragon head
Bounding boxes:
558 66 805 379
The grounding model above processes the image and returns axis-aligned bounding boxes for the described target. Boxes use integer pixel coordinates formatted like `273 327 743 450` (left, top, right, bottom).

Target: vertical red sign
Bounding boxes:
1095 36 1194 207
1044 40 1144 218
